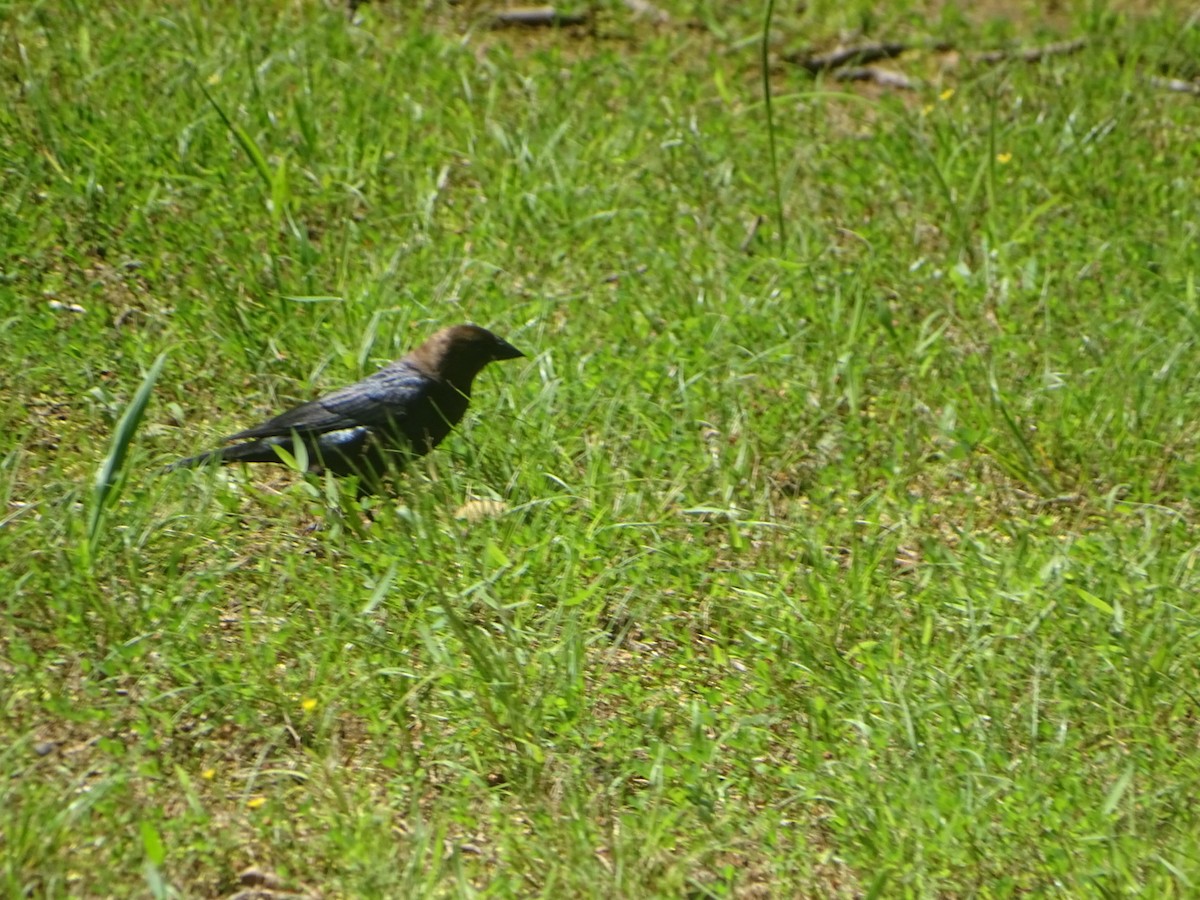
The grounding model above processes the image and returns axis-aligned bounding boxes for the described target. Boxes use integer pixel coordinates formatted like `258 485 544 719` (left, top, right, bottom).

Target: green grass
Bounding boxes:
4 0 1200 896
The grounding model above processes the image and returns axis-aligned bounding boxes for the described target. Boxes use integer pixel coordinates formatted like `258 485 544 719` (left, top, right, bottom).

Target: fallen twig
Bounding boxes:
1150 76 1200 95
788 41 914 73
833 66 917 90
739 215 765 253
788 37 1087 83
492 6 589 27
622 0 670 24
971 38 1086 64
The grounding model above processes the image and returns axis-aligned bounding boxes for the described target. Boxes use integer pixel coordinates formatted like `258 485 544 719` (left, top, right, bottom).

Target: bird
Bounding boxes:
169 324 524 485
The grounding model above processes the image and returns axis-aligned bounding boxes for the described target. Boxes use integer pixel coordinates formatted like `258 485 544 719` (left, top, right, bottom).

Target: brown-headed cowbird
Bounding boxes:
170 324 523 483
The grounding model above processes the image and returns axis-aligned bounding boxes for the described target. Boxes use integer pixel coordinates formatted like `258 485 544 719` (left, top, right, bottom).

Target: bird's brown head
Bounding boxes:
412 324 525 389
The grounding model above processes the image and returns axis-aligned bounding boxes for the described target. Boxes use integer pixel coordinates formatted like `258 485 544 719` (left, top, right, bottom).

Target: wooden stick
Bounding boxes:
971 38 1086 64
833 66 917 90
1150 76 1200 95
492 6 590 28
788 42 914 73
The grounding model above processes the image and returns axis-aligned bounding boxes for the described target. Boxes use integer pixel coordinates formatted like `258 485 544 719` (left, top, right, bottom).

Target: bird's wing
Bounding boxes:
226 363 432 442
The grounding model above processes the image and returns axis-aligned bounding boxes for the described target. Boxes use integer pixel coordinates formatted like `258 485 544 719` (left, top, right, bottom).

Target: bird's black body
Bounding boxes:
170 324 523 483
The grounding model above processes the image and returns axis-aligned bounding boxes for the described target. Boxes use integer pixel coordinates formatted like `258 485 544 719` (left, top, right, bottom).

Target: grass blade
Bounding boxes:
198 80 273 191
760 0 786 250
86 352 167 556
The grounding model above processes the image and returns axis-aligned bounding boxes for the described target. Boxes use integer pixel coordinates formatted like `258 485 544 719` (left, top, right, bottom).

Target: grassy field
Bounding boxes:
4 0 1200 896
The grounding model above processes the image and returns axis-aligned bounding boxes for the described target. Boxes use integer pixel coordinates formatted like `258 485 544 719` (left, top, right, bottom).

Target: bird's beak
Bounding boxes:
494 339 525 360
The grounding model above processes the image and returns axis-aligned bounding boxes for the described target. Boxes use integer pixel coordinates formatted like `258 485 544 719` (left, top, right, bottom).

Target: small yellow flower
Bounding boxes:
206 72 221 86
201 768 216 780
939 88 955 101
996 152 1013 164
246 797 267 809
301 698 318 712
921 104 934 116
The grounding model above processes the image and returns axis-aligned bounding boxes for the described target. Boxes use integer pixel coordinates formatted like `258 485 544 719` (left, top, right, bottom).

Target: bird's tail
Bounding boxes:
164 440 290 472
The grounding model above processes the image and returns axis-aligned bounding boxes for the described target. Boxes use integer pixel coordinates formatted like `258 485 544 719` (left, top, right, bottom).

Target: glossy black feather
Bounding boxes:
226 363 432 442
169 324 523 484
